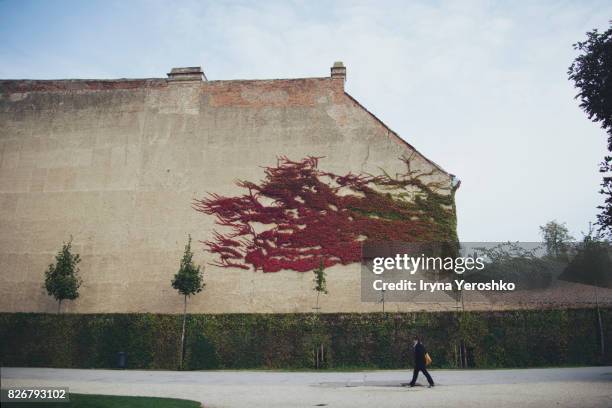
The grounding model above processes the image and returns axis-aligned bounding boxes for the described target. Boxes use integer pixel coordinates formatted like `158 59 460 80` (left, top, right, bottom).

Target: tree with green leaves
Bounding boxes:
313 259 327 312
172 235 204 369
44 238 82 314
540 220 574 259
568 22 612 237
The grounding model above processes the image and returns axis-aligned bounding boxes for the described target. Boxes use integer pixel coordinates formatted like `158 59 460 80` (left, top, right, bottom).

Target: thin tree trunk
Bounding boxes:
320 344 324 368
316 291 320 313
57 299 62 314
180 294 187 370
595 287 605 358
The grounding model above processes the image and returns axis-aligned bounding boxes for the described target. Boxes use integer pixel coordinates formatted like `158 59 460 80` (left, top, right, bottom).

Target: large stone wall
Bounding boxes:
0 69 455 313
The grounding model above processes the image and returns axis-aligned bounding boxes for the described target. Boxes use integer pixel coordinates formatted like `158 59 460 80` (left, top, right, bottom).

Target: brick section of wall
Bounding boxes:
0 79 167 93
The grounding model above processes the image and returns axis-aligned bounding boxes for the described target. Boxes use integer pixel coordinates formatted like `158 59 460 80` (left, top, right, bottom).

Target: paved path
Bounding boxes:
2 366 611 408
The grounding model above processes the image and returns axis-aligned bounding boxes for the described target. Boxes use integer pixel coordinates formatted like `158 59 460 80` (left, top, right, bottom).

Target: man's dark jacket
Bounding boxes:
414 342 427 367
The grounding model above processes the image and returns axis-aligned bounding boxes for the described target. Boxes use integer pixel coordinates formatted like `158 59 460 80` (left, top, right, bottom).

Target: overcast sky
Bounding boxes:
1 0 610 241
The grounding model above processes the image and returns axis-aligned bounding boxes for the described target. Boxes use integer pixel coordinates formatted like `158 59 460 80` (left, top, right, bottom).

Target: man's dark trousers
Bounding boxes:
410 363 434 386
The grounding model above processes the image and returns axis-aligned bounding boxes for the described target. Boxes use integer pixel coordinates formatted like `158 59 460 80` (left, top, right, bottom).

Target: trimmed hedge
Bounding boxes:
0 309 609 370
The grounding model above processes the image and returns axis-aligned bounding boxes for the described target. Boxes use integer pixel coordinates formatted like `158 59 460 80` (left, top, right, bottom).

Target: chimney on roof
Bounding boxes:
167 67 207 82
330 61 346 82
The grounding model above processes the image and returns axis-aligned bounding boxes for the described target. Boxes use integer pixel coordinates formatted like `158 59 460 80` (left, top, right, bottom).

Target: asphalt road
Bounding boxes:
2 366 611 408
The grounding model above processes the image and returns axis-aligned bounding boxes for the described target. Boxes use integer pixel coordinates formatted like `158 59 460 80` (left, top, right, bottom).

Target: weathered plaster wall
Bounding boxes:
0 73 455 313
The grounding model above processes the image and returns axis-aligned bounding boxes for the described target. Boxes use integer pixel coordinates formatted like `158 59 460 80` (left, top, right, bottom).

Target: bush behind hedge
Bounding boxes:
0 309 609 370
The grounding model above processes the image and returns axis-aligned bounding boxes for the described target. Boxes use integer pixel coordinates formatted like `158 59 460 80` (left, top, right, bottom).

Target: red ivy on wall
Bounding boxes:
194 156 456 272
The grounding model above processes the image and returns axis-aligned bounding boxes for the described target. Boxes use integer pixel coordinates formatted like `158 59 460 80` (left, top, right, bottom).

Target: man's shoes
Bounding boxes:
428 384 435 388
409 383 416 387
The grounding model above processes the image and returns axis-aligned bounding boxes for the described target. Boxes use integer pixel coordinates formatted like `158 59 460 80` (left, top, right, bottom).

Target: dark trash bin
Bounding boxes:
117 352 127 369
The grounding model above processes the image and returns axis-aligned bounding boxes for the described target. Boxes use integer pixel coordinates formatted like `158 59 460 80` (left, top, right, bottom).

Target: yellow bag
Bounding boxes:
424 353 432 366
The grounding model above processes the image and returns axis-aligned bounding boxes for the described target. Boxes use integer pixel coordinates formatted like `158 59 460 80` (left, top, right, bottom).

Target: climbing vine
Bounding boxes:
194 155 458 272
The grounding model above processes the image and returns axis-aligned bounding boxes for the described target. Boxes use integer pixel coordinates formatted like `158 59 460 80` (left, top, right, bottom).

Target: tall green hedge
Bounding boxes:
0 309 609 370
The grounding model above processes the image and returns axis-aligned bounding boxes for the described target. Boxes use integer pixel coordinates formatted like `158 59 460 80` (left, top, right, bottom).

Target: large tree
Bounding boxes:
539 220 574 259
568 23 612 237
171 235 204 369
44 238 82 314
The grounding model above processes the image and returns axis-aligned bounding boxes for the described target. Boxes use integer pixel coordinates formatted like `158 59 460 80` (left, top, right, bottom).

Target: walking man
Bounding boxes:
409 335 434 387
